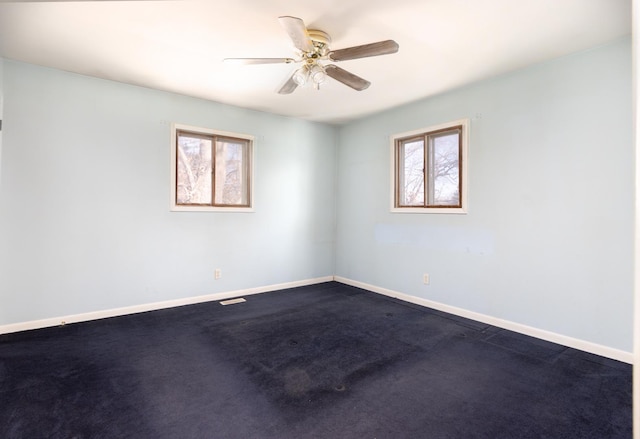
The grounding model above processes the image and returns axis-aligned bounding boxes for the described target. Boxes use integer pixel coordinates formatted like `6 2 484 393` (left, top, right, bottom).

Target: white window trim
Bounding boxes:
389 118 469 214
170 123 255 212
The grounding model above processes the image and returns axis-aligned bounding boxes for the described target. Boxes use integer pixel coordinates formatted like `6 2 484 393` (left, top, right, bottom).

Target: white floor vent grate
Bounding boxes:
219 298 247 306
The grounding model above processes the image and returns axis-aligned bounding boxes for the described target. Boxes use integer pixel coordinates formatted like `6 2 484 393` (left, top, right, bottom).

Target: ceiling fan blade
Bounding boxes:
278 72 299 95
329 40 399 62
224 58 296 65
325 65 370 91
278 16 313 53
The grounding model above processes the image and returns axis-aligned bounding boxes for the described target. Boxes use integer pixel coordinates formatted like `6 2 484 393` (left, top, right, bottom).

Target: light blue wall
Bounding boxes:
335 38 633 351
0 57 3 181
0 60 337 325
0 38 633 353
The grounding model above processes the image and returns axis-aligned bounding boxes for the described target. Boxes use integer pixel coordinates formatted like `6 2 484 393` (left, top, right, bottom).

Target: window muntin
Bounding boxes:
172 124 253 211
391 120 468 213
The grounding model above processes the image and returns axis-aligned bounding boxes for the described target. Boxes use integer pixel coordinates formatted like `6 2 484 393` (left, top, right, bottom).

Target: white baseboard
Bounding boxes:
0 276 334 336
334 276 634 364
1 275 633 365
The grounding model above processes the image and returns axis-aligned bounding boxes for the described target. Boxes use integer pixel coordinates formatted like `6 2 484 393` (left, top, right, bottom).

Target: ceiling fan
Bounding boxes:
224 16 399 94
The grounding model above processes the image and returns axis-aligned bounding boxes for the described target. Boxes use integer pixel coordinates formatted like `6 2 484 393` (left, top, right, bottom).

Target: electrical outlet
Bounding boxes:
423 274 430 285
215 268 221 280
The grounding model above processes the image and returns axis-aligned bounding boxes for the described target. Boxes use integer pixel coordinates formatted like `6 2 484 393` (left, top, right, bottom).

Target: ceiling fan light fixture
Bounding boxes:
292 65 310 86
309 63 326 84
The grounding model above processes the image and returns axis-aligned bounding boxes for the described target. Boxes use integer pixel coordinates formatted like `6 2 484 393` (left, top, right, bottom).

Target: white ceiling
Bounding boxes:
0 0 631 125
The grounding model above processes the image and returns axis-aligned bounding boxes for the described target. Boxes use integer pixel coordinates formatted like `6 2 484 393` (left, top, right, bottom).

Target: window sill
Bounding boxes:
171 205 255 213
390 207 467 214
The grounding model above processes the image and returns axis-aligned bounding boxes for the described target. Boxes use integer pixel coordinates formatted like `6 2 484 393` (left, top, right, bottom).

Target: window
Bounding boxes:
171 124 253 211
391 119 468 213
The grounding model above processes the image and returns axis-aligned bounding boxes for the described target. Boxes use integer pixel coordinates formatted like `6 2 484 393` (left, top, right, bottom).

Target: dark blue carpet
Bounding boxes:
0 282 632 438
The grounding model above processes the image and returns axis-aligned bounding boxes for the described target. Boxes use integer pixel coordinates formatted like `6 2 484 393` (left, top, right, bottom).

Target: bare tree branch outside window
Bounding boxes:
177 136 212 204
396 126 462 208
175 130 251 208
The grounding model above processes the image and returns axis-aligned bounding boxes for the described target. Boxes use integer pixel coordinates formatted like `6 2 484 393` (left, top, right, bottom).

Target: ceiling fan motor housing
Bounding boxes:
306 29 331 58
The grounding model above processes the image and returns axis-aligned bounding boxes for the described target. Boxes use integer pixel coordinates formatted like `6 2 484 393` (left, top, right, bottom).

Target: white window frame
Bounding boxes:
171 123 255 212
390 118 469 214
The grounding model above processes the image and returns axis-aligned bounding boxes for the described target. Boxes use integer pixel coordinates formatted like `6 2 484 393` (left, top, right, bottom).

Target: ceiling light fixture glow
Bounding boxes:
309 64 326 84
292 65 310 86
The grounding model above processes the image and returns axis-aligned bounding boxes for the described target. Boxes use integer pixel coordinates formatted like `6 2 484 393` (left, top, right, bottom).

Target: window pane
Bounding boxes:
215 139 249 206
400 139 424 206
430 131 460 206
177 134 212 204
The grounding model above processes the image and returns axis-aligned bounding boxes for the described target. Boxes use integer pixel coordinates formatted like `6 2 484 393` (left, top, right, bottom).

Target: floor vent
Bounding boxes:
220 298 247 306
